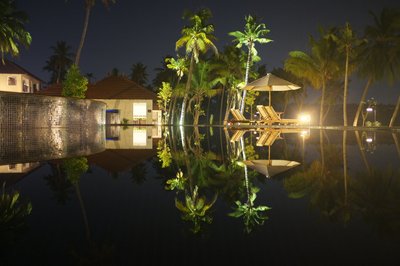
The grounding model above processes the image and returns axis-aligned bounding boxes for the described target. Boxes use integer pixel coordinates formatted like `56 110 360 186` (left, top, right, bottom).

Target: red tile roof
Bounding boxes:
37 75 157 102
0 59 43 81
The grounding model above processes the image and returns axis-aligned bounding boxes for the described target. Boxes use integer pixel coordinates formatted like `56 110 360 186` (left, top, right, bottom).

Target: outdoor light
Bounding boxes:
366 137 373 143
366 107 373 112
298 113 311 124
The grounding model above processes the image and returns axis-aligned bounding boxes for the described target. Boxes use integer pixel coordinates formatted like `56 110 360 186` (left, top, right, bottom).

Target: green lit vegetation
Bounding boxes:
62 64 88 98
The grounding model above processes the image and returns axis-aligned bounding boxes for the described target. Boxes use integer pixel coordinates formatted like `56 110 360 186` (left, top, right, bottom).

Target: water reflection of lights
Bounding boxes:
300 129 310 139
362 131 376 154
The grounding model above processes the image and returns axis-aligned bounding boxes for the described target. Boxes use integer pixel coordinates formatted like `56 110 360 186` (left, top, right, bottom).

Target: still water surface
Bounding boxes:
1 126 399 265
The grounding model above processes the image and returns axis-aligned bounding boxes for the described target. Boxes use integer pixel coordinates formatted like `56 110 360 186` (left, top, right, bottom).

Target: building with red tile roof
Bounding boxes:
37 75 161 125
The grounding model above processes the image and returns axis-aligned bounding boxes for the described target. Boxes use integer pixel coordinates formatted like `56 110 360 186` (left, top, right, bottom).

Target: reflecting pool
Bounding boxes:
1 126 399 265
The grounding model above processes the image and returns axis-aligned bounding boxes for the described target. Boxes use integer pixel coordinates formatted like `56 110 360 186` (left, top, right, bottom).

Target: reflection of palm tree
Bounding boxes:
62 157 90 240
175 186 217 234
352 168 400 237
130 162 147 185
229 191 270 234
63 157 117 263
0 183 32 232
43 163 73 204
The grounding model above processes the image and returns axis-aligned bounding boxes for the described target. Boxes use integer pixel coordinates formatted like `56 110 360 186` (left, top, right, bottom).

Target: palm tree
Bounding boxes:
188 61 219 125
74 0 116 65
166 56 187 124
212 46 246 124
0 0 31 62
353 8 400 126
332 23 361 126
43 41 74 83
229 15 272 113
175 8 218 126
130 62 148 86
284 28 340 126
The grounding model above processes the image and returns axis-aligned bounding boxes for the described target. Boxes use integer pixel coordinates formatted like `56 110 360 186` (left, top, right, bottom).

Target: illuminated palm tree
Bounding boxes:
353 8 400 126
284 28 340 126
74 0 116 65
166 56 187 124
43 41 74 83
0 0 31 61
175 8 218 126
229 15 272 113
188 61 219 125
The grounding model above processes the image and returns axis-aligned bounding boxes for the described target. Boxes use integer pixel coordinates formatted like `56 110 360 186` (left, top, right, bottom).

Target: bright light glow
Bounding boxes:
300 130 310 138
366 137 373 143
133 128 147 146
366 107 373 112
298 113 311 124
133 102 147 119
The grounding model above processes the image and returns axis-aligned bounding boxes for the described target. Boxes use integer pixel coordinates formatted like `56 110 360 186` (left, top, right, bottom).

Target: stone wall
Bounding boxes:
0 91 106 128
0 92 106 163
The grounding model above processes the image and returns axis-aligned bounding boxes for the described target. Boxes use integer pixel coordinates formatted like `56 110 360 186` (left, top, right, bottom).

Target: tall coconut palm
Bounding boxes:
176 8 218 126
166 56 187 124
353 8 400 126
43 41 74 83
0 0 31 62
74 0 115 66
284 28 340 126
130 62 148 86
332 23 361 126
229 15 272 113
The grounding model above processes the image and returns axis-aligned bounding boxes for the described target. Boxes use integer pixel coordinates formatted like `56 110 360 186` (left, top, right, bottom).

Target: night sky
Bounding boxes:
11 0 400 103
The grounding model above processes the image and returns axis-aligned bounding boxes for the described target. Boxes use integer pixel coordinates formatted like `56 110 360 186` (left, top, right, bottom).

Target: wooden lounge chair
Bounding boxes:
256 130 281 146
264 106 299 125
230 130 246 142
229 109 255 124
256 105 272 125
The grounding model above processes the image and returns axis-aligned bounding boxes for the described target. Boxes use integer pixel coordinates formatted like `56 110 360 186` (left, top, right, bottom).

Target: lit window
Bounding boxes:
8 77 16 85
133 128 147 146
133 102 147 119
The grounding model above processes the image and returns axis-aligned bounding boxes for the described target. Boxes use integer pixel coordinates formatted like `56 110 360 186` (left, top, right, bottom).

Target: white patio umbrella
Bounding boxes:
243 73 301 106
243 159 300 178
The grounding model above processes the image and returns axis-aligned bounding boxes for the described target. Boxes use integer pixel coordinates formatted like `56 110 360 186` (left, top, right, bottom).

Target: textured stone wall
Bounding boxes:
0 91 106 128
0 92 106 163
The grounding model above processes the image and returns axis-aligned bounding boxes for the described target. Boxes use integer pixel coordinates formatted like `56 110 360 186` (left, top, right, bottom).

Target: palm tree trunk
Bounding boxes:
342 130 348 205
354 131 370 174
180 55 194 126
219 86 225 125
56 65 62 84
319 80 326 126
240 42 253 113
353 78 372 126
206 96 211 125
343 49 350 126
75 5 91 66
389 95 400 127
